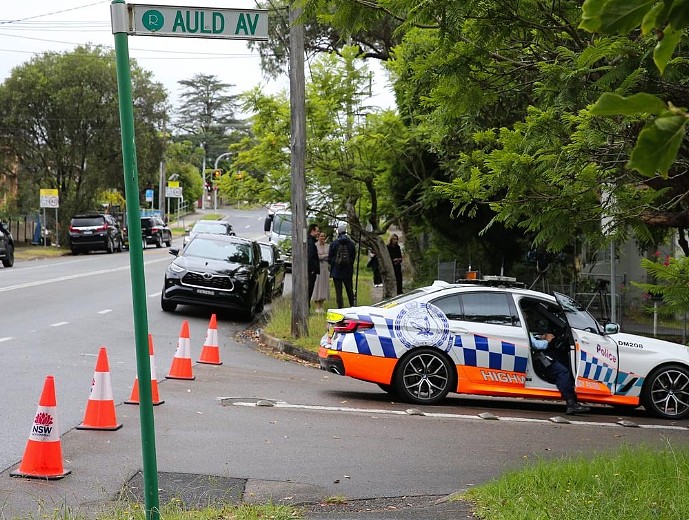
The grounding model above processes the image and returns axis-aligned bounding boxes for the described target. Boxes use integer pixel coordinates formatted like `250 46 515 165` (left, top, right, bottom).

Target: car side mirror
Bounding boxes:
604 323 620 334
259 260 269 268
169 248 179 256
264 215 273 233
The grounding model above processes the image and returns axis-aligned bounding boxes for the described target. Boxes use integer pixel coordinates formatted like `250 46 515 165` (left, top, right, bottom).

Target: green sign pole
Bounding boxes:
111 1 160 518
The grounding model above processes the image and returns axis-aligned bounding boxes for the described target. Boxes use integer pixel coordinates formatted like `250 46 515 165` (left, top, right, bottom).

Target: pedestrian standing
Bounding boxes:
387 233 403 295
329 224 356 308
312 231 330 313
307 223 320 306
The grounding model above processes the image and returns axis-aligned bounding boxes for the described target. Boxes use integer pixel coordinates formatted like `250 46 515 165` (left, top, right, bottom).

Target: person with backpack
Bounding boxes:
329 223 356 308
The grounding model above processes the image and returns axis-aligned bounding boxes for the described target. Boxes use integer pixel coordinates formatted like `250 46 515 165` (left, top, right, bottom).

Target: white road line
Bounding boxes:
0 257 170 293
50 322 69 327
222 400 689 431
98 309 114 314
0 337 13 343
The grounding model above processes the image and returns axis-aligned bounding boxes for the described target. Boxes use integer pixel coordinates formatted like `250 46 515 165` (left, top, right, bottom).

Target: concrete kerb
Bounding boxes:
258 330 320 364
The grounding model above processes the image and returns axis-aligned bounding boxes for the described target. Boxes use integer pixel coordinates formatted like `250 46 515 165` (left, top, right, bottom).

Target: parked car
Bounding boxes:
161 234 269 321
258 241 286 302
141 216 172 249
0 221 15 267
183 220 235 248
69 213 123 255
319 279 689 420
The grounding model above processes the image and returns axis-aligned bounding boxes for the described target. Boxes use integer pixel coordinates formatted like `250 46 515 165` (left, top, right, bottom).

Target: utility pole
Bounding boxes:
289 1 308 337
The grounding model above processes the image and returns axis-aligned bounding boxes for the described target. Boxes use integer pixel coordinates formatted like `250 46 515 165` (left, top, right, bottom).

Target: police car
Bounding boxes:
319 280 689 419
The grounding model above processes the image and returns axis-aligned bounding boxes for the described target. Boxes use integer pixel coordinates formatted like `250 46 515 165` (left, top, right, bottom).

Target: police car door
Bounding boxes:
554 292 618 397
432 291 529 387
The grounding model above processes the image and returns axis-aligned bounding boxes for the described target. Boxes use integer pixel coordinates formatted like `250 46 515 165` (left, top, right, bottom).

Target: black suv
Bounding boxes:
0 222 14 267
141 216 172 249
161 234 269 321
69 214 123 255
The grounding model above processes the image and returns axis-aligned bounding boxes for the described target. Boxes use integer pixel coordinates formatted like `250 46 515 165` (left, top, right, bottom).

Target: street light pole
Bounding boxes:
200 142 207 210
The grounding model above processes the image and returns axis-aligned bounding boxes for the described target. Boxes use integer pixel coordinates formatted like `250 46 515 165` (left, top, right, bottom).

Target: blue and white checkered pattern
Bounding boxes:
451 334 528 373
335 314 405 358
579 350 616 389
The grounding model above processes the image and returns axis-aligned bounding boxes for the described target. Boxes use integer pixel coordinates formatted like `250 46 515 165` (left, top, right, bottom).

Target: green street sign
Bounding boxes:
127 4 268 40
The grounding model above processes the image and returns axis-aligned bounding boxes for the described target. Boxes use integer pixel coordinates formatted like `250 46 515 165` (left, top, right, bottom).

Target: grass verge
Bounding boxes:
459 443 689 520
262 272 377 353
97 501 302 520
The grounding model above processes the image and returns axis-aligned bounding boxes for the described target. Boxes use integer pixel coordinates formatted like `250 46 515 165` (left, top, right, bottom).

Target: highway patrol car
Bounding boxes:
319 281 689 419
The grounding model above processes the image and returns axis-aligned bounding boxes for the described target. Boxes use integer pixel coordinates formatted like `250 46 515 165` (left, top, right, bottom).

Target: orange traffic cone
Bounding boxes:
77 347 122 431
166 320 195 380
198 314 222 365
126 334 165 405
11 375 71 479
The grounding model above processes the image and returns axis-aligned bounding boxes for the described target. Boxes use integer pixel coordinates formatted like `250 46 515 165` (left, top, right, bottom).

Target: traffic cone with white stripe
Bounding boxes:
125 334 165 405
197 314 222 365
11 375 71 479
77 347 122 431
166 320 195 380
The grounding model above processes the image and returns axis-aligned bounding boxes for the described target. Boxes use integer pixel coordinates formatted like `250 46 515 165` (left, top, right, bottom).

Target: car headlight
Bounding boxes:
168 262 185 273
234 267 252 280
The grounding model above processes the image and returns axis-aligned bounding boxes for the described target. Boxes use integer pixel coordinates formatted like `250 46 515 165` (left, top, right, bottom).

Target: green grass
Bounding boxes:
262 272 377 353
459 443 689 520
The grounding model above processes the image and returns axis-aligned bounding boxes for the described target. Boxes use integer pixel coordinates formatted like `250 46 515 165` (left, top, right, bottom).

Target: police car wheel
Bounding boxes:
641 364 689 420
394 348 455 405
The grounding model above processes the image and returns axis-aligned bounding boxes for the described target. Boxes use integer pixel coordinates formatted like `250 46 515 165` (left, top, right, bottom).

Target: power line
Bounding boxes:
0 1 109 25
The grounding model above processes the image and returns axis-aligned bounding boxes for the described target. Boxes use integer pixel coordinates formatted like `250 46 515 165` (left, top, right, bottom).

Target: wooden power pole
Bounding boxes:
289 2 308 337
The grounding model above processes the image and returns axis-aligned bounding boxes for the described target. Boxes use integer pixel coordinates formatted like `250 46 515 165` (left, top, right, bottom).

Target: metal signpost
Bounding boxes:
110 3 267 518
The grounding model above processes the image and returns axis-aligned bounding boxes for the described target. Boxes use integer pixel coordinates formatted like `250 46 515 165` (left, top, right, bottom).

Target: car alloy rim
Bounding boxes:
650 368 689 417
402 352 449 401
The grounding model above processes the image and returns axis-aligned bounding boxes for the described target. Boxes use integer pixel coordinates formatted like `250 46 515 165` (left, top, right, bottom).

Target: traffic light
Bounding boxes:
214 169 221 179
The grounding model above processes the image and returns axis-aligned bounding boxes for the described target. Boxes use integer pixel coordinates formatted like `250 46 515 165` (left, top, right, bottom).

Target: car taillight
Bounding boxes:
151 227 159 233
96 225 107 232
333 319 374 333
69 226 78 233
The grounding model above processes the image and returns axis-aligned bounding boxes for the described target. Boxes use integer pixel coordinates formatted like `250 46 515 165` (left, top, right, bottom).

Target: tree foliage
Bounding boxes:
0 45 167 235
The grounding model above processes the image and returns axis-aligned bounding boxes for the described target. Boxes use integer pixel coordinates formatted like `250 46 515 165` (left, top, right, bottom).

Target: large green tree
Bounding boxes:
231 47 412 296
0 45 167 236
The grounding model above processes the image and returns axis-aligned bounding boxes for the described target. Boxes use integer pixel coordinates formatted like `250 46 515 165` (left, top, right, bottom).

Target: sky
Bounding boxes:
0 0 395 113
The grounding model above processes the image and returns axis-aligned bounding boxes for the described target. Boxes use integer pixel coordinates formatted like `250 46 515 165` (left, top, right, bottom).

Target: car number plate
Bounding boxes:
196 288 215 296
83 230 93 235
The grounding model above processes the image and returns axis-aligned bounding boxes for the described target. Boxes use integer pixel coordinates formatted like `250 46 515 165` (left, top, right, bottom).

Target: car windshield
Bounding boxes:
273 214 292 236
259 244 273 263
184 238 252 264
192 221 229 234
372 288 437 308
553 292 603 333
72 217 104 227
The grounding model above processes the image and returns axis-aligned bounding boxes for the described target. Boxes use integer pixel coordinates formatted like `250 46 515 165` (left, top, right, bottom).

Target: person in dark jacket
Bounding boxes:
387 233 403 294
307 224 320 304
329 224 356 308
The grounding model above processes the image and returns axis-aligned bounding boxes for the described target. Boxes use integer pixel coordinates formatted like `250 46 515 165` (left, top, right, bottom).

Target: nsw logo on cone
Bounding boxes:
166 320 195 380
198 313 222 365
11 375 71 480
77 347 122 430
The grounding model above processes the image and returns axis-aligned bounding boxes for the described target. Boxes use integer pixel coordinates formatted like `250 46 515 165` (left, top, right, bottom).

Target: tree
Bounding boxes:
248 0 401 78
580 0 689 177
0 45 167 239
174 73 242 161
232 47 414 297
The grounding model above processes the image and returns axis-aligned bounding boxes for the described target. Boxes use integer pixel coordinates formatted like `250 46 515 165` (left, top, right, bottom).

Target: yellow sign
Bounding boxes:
168 181 180 188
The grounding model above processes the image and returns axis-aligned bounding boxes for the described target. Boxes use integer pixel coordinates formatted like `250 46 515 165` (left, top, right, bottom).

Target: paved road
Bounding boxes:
2 208 688 519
